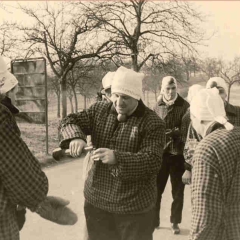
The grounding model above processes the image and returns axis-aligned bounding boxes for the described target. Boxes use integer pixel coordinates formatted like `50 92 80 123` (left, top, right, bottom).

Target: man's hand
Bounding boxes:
36 196 78 225
69 139 87 157
92 148 117 165
182 170 192 185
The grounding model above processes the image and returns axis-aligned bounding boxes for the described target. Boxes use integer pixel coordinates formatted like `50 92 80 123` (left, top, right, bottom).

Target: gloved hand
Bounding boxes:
16 206 26 231
36 196 78 225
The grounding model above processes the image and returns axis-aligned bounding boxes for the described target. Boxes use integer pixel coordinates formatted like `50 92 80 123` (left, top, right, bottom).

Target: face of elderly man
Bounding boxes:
111 92 138 116
162 83 177 101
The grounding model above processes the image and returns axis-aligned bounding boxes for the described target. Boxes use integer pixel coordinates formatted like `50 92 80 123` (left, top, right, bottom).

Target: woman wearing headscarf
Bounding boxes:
181 85 204 185
153 76 189 234
182 77 240 185
189 88 240 240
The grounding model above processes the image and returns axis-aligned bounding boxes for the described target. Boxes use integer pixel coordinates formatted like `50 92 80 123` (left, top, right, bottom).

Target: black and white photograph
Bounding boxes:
0 1 240 240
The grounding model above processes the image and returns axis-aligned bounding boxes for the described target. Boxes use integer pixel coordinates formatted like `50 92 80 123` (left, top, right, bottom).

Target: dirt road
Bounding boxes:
21 158 192 240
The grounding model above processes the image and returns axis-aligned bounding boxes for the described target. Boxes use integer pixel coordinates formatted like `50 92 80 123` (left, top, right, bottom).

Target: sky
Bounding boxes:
0 1 240 62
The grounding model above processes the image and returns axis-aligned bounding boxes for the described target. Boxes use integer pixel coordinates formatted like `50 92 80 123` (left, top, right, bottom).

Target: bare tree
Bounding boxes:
18 2 113 118
47 74 61 118
218 57 240 102
0 22 20 57
199 57 222 79
82 0 206 72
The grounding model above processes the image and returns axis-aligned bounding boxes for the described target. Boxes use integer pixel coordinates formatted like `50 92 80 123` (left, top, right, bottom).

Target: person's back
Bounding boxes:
191 127 240 240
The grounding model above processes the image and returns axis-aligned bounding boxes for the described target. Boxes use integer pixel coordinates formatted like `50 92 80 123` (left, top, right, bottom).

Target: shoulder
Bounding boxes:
143 105 165 128
182 108 190 120
175 95 190 108
194 128 240 164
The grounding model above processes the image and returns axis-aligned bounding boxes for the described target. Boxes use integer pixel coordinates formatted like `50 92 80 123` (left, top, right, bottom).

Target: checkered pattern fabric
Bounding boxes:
182 102 240 171
190 127 240 240
0 104 48 240
59 100 165 214
153 94 189 155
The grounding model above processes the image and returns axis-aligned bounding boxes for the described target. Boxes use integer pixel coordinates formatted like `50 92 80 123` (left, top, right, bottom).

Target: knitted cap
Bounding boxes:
187 84 204 103
190 88 233 130
101 71 115 94
206 77 228 95
0 56 18 94
111 66 144 100
160 76 177 93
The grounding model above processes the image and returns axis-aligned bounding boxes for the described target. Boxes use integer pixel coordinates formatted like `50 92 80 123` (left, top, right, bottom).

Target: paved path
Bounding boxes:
21 158 192 240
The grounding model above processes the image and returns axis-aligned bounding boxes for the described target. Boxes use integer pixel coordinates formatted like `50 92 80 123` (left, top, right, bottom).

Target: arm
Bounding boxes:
109 120 165 181
190 150 223 240
180 109 191 146
59 102 98 148
0 106 48 211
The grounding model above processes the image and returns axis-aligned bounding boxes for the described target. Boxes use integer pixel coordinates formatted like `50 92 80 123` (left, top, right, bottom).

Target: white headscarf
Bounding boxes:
187 84 204 103
206 77 228 95
190 88 233 130
111 66 144 100
101 71 115 94
0 56 18 94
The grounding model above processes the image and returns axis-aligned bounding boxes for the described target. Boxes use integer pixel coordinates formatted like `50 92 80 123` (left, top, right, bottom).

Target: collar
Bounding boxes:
204 121 224 137
225 101 237 116
109 99 145 118
158 94 185 106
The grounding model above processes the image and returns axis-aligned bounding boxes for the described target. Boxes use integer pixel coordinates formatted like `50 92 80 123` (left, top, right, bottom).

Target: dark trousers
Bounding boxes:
155 153 185 227
84 201 155 240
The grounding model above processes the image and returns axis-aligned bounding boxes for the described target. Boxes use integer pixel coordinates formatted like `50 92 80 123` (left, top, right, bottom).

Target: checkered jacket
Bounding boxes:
182 102 240 171
190 127 240 240
59 100 165 214
0 104 48 240
153 94 189 155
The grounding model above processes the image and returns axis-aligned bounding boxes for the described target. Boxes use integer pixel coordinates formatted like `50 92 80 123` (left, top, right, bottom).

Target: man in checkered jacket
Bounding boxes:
153 76 189 234
0 56 49 240
59 66 165 240
189 87 240 240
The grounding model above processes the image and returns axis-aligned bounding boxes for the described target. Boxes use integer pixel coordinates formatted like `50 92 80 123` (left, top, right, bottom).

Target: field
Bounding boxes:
17 80 240 166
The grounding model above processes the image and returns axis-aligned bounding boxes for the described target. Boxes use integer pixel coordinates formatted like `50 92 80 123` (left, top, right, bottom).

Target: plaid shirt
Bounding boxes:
182 102 240 171
59 100 165 214
190 127 240 240
0 104 48 240
153 94 189 155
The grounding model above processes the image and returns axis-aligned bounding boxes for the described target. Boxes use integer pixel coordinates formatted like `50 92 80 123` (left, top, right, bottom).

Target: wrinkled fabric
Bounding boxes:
0 104 48 240
59 100 165 214
190 128 240 240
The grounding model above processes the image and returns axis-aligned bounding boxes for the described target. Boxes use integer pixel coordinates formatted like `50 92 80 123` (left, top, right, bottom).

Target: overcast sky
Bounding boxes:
0 1 240 62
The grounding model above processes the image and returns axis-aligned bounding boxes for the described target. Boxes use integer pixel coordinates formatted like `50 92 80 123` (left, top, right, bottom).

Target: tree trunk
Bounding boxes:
57 93 60 118
61 77 67 118
69 96 74 113
131 53 139 72
83 95 87 109
227 84 232 103
73 88 78 113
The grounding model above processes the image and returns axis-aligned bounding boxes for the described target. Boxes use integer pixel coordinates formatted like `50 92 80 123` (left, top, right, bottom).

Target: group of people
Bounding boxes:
59 65 240 240
1 51 240 240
